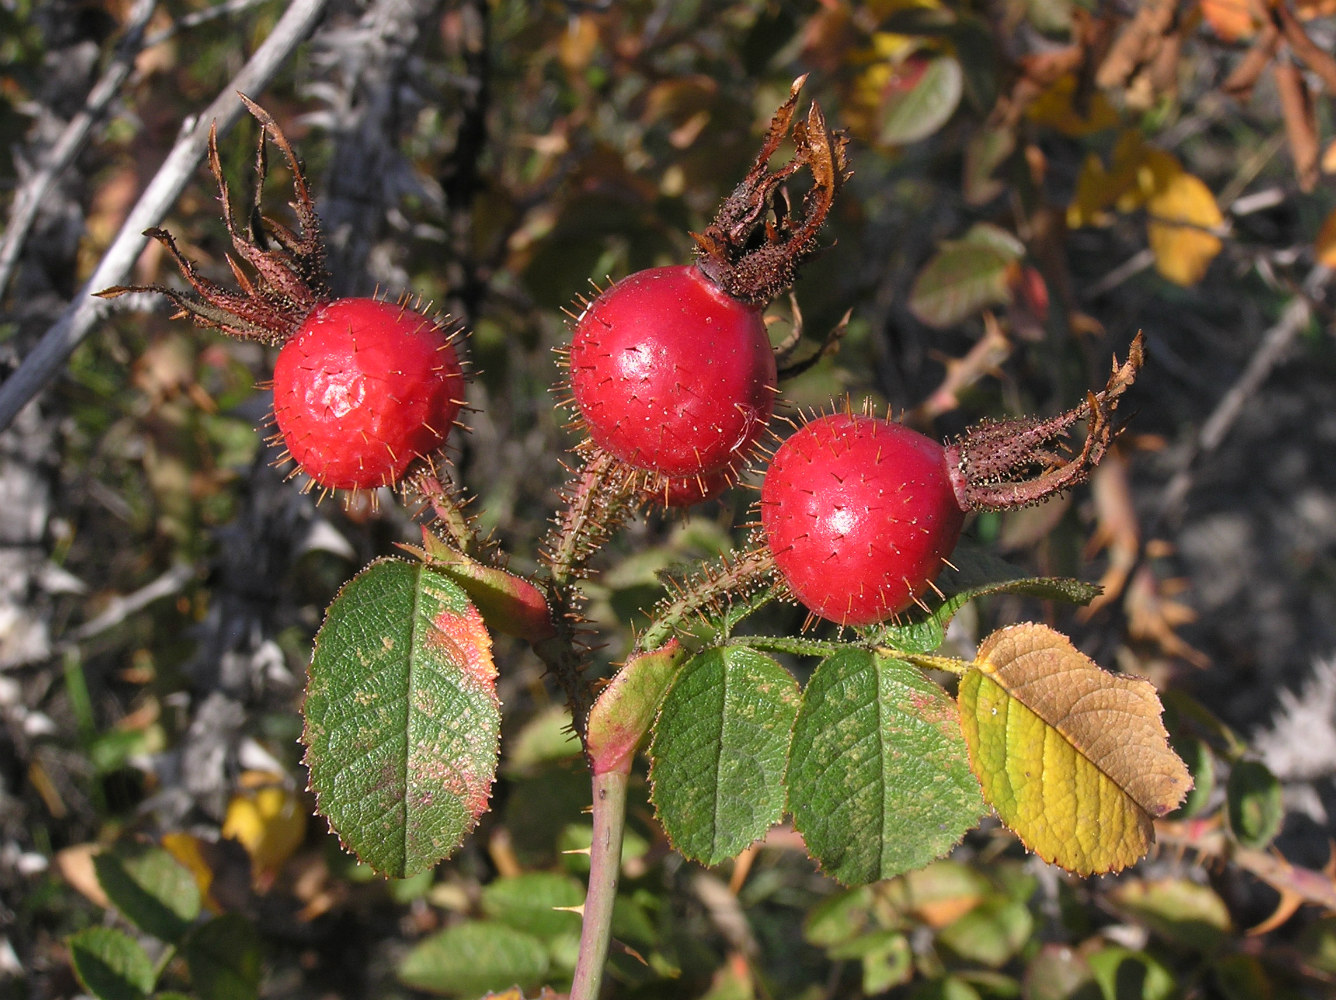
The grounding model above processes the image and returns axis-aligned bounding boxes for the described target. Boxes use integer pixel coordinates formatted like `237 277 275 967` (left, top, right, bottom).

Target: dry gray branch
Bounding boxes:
0 0 331 433
1153 267 1331 533
0 0 155 301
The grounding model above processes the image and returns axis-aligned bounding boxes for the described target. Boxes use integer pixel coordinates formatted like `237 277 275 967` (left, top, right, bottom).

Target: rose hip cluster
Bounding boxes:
563 82 1142 627
108 91 1142 632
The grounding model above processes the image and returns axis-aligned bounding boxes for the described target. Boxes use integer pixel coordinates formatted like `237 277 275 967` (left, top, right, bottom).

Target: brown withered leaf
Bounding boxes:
1273 60 1319 192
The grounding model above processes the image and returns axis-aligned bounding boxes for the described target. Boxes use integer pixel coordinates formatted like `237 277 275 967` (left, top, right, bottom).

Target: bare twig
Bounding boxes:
0 0 157 300
142 0 274 48
1156 818 1336 918
1221 21 1280 101
0 0 331 433
1081 248 1155 301
1153 273 1328 531
60 562 196 649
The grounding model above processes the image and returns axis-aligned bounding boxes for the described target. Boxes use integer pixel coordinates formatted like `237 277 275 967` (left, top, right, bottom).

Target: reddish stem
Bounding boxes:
569 769 629 1000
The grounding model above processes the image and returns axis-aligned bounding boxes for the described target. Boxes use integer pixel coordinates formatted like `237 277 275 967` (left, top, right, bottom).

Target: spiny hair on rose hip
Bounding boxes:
560 265 780 496
264 293 470 503
758 400 967 628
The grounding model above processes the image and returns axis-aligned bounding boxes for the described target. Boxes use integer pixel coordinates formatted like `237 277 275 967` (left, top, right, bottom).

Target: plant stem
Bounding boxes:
569 769 629 1000
543 446 635 588
407 468 477 554
640 546 776 651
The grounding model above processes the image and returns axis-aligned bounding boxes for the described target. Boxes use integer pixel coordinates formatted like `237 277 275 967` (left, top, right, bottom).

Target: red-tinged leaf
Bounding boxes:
586 639 690 775
303 558 501 878
878 54 963 146
407 529 555 642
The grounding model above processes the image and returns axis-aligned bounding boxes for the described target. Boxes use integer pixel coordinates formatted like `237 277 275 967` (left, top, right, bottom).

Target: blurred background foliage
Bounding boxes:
3 0 1336 997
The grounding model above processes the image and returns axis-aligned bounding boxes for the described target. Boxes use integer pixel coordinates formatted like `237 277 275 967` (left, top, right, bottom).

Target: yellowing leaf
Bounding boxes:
957 623 1191 875
1068 154 1115 229
160 832 219 911
1065 137 1224 284
1028 75 1120 138
1316 208 1336 269
222 773 307 884
1067 131 1153 228
1143 155 1224 286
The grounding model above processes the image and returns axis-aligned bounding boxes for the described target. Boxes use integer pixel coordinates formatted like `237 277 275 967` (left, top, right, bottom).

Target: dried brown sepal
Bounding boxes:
1094 0 1178 91
946 332 1145 511
1221 21 1280 101
774 300 853 380
1273 59 1319 193
96 95 329 345
1274 1 1336 94
692 76 851 305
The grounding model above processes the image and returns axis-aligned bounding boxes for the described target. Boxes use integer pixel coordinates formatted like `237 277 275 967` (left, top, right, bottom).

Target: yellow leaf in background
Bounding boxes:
222 772 308 884
160 832 217 910
1068 155 1113 229
1067 131 1153 228
1142 154 1224 286
957 624 1192 875
1316 208 1336 268
1028 74 1120 138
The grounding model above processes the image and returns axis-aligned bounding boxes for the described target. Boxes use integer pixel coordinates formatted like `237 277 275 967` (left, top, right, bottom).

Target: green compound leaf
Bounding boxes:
398 921 549 997
303 558 501 878
649 646 800 866
93 844 200 944
787 650 985 885
182 915 262 1000
67 927 155 1000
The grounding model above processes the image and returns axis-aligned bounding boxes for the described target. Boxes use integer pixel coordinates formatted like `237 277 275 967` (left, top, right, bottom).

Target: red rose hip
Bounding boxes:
761 413 966 626
272 298 465 491
569 266 777 478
